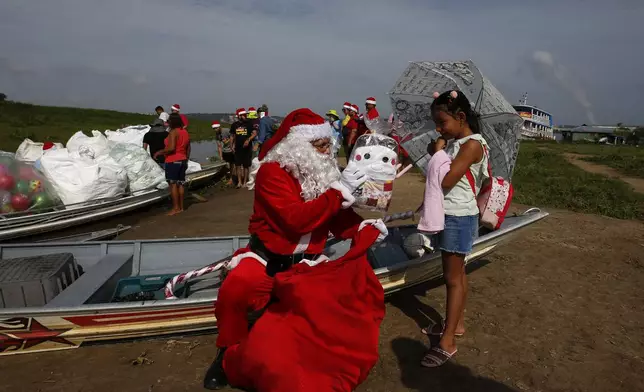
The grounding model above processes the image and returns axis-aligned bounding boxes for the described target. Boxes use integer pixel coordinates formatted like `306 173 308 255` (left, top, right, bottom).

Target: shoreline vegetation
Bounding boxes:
1 101 642 220
0 100 224 152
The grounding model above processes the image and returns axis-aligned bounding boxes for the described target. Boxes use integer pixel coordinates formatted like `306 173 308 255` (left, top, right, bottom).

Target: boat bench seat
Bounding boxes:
45 254 134 307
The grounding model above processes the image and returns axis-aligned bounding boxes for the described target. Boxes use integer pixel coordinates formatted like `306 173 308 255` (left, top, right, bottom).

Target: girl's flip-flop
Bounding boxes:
421 323 464 338
421 346 458 368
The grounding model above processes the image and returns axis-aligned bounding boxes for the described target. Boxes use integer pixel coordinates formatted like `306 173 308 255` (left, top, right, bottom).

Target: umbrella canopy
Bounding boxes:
388 60 523 180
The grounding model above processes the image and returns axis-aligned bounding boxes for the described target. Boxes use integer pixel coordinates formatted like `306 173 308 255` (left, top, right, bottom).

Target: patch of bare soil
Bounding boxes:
564 153 644 194
1 171 644 392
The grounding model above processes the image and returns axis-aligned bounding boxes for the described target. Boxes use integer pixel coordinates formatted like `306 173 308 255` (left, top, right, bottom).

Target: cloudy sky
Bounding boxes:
1 0 642 125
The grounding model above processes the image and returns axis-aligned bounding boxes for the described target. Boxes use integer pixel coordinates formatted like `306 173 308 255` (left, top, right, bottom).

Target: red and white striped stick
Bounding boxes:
164 263 226 299
396 164 413 179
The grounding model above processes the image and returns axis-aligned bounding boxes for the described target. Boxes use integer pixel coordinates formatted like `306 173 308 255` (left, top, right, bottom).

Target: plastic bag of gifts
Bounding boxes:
0 152 63 216
347 134 401 212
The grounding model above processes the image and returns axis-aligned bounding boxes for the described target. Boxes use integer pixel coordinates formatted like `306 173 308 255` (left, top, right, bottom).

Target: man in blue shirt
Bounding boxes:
257 105 276 148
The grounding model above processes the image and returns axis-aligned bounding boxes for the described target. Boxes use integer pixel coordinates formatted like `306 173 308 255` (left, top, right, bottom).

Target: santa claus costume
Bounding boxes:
204 108 385 390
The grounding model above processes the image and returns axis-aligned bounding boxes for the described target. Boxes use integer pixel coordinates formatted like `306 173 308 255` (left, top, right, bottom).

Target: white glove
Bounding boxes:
246 158 261 190
340 162 367 194
359 219 388 243
328 181 356 209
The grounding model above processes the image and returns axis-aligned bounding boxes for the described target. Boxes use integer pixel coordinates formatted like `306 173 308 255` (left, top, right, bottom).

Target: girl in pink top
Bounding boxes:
154 113 191 215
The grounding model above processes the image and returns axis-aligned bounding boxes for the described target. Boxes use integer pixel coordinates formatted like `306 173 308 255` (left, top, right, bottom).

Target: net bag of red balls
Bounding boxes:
0 152 62 215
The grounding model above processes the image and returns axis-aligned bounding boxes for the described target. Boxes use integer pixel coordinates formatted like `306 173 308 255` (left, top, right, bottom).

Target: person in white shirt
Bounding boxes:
155 106 169 123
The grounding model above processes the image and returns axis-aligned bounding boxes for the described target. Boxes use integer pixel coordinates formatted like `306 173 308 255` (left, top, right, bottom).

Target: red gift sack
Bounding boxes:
223 226 385 392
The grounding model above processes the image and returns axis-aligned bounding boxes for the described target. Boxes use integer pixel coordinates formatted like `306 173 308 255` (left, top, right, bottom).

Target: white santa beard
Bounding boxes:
262 134 340 201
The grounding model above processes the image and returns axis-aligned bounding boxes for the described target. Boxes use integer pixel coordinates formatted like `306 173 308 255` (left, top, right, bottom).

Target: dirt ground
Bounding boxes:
2 169 644 392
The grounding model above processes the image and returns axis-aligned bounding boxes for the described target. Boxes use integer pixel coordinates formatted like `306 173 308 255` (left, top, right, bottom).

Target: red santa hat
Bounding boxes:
171 104 181 112
258 108 333 161
43 141 55 150
350 104 359 114
343 102 352 110
365 97 377 105
236 108 247 116
248 106 257 113
211 121 221 129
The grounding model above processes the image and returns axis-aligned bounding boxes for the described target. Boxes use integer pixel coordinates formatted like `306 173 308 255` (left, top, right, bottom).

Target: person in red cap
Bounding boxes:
342 104 360 158
365 96 380 122
203 108 387 390
246 107 261 159
341 101 353 127
230 108 256 188
354 97 380 139
171 104 189 129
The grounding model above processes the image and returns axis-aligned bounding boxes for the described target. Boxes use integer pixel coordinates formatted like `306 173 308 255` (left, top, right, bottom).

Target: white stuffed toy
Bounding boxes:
347 134 401 212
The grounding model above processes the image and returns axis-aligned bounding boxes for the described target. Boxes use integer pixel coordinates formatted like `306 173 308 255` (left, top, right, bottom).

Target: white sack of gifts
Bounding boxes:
39 148 128 205
15 139 64 163
107 142 167 192
105 125 151 147
186 160 202 174
347 134 400 212
66 130 112 160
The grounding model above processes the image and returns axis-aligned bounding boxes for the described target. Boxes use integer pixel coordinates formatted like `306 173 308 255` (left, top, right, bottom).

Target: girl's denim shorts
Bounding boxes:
438 214 479 255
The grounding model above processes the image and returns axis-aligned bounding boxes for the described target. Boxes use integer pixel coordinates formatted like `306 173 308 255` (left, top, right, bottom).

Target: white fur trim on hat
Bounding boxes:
343 104 352 110
171 105 180 111
211 124 221 129
366 99 377 105
290 123 334 141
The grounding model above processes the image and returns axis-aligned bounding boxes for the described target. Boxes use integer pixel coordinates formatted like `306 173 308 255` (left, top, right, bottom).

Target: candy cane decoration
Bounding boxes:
382 210 415 223
396 164 413 179
164 262 226 299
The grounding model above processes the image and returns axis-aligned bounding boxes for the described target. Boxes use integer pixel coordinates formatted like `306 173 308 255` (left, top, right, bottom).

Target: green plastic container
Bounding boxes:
111 274 184 302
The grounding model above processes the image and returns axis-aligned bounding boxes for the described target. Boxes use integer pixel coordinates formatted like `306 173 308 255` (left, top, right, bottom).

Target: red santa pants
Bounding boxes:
215 256 274 348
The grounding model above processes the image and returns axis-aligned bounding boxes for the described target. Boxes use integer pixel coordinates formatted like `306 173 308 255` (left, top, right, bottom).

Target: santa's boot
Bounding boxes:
203 348 228 390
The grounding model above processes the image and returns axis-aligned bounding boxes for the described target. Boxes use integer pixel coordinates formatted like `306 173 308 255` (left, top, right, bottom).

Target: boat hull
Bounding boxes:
0 208 548 356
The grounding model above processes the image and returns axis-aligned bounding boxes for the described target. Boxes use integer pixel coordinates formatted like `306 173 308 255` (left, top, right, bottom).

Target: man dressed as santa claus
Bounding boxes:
203 108 388 390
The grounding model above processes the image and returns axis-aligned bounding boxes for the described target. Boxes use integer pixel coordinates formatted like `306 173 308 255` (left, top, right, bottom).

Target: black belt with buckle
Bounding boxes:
249 235 318 277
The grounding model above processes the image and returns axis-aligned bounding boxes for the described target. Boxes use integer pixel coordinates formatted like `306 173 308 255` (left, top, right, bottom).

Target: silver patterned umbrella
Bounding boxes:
388 60 523 180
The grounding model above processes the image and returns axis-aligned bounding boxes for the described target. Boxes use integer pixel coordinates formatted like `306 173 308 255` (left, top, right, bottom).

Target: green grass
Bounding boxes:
0 101 219 152
581 154 644 179
520 140 644 179
513 143 644 220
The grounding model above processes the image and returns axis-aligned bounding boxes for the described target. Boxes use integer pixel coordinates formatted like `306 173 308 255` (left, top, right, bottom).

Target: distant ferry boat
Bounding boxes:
513 93 554 140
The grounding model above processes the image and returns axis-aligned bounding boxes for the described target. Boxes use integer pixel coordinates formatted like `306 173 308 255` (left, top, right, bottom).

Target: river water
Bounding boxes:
190 140 219 163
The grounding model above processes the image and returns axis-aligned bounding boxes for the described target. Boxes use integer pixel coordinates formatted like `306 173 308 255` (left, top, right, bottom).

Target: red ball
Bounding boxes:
0 174 15 191
11 193 31 211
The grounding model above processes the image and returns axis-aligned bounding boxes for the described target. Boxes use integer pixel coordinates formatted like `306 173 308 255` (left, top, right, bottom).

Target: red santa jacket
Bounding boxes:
358 107 380 136
248 162 363 255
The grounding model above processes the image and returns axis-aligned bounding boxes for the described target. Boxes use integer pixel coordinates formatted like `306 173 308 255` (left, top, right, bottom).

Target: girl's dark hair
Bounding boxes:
430 90 481 134
168 112 184 129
